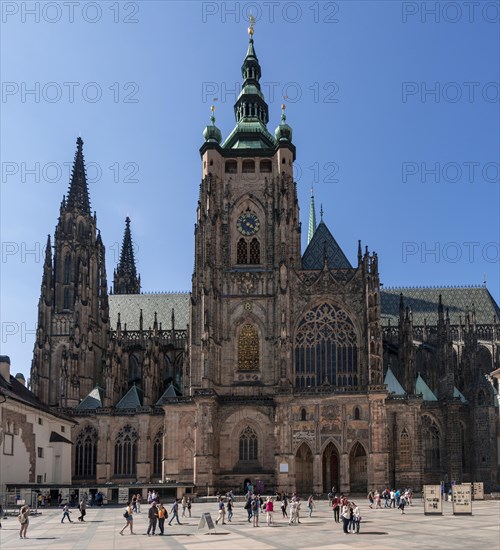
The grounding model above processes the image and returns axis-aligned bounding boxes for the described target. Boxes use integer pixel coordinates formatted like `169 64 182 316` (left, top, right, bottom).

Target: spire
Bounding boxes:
203 104 222 144
66 137 91 214
307 187 317 245
113 217 141 295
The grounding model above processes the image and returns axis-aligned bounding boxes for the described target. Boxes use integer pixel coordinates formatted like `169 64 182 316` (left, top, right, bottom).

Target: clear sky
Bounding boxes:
1 1 499 381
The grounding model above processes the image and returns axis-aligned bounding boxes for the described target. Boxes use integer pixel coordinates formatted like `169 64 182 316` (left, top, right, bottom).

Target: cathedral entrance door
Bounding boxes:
295 443 313 495
322 442 339 493
349 442 368 493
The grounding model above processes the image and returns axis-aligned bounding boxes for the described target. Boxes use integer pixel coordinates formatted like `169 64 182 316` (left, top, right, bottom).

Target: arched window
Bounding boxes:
63 254 71 284
294 303 358 388
114 425 138 476
422 416 440 471
354 407 360 420
225 160 237 173
260 159 272 173
477 389 486 405
399 428 410 468
249 238 260 264
75 425 97 478
63 288 71 310
237 324 259 370
237 238 248 264
128 354 142 386
239 426 258 461
460 423 467 470
300 408 307 421
152 431 163 477
242 160 255 173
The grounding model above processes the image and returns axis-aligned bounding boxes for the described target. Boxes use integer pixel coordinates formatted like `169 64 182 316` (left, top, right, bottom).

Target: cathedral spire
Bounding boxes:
113 217 141 295
307 187 317 245
66 137 91 214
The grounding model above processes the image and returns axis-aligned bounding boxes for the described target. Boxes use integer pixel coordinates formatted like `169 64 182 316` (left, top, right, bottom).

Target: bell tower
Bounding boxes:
189 25 300 395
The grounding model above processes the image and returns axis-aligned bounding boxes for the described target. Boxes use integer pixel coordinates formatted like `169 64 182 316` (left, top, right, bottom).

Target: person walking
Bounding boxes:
307 495 314 517
251 496 259 527
181 496 188 518
215 498 226 525
353 503 361 533
78 498 87 522
119 502 135 535
332 495 340 523
168 499 182 526
61 503 73 523
18 505 30 539
187 497 192 517
245 495 253 523
227 497 234 522
367 490 374 509
398 496 406 514
281 495 288 518
136 494 141 513
147 502 159 536
265 497 274 526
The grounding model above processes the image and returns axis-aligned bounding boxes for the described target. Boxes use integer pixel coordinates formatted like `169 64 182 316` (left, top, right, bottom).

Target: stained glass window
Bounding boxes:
114 425 138 476
239 426 258 461
237 324 259 370
75 425 97 478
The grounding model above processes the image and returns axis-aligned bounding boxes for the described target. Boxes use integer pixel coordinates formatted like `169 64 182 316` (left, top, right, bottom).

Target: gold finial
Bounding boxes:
210 105 215 113
248 13 255 36
281 103 286 111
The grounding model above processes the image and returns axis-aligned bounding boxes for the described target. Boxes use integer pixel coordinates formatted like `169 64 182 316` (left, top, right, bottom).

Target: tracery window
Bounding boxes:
354 407 360 420
237 324 259 370
422 415 440 471
239 426 258 461
128 354 142 386
236 238 261 265
399 428 410 468
152 431 163 477
63 254 71 284
114 425 138 476
75 425 97 478
249 238 260 264
294 303 358 388
237 238 248 264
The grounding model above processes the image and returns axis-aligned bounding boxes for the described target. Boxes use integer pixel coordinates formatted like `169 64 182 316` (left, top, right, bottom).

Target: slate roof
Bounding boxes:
49 431 73 444
76 386 104 410
415 374 437 401
156 383 183 405
109 292 190 331
116 385 143 409
302 221 353 270
381 287 500 326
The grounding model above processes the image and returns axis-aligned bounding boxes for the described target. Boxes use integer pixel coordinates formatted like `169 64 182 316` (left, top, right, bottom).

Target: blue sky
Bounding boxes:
1 0 499 380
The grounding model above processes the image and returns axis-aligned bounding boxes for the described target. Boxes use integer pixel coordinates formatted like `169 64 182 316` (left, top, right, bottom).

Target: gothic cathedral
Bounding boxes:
30 31 500 495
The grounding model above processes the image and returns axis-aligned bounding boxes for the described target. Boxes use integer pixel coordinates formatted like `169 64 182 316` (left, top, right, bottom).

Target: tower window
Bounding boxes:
237 238 248 264
249 238 260 264
300 408 307 421
225 160 237 174
260 159 272 173
63 254 71 284
237 324 259 371
242 160 255 173
237 238 261 265
354 407 360 420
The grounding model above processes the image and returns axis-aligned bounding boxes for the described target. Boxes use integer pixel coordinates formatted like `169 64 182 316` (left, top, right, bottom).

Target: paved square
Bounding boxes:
0 498 498 549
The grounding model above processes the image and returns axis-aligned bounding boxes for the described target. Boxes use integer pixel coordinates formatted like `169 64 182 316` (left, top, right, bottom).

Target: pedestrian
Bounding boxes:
245 495 253 522
348 502 356 533
390 489 396 508
307 495 314 517
251 496 260 527
398 496 406 514
181 495 188 517
215 497 226 525
168 499 182 526
289 498 297 525
78 498 87 522
18 505 30 539
367 490 374 509
295 497 302 524
61 503 73 523
119 501 135 535
187 497 192 517
136 493 141 513
265 497 274 526
158 503 167 534
131 495 137 513
227 497 233 522
332 495 340 523
147 502 158 535
353 503 361 533
341 503 350 535
281 495 288 518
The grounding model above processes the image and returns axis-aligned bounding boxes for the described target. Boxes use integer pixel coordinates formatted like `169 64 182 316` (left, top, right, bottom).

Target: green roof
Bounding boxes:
415 374 437 401
384 367 405 396
116 385 143 409
76 386 103 410
109 292 190 331
381 287 499 326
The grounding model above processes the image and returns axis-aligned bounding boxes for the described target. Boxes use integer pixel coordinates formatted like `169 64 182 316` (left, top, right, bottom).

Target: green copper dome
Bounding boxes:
203 110 222 144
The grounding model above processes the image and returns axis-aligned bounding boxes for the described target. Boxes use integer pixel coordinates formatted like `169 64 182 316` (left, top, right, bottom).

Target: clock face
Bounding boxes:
237 212 260 236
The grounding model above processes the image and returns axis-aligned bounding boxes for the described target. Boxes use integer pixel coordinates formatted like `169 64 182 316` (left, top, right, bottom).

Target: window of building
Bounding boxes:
128 354 142 387
422 415 440 471
37 475 43 484
237 238 248 264
3 433 14 455
260 159 272 173
300 408 307 421
38 447 44 458
38 418 43 425
63 288 71 310
75 425 98 478
249 238 260 264
63 254 71 284
114 425 138 477
61 426 65 433
225 160 237 173
236 238 261 265
237 324 259 371
242 160 255 173
354 407 360 420
239 426 258 461
152 431 163 478
399 428 410 468
294 303 358 388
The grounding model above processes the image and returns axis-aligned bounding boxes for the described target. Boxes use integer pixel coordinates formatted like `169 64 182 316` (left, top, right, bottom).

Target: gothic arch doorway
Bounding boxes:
349 442 367 493
322 442 339 493
295 443 313 495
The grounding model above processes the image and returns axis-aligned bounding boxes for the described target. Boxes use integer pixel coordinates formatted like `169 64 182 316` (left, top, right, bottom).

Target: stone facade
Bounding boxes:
28 33 500 495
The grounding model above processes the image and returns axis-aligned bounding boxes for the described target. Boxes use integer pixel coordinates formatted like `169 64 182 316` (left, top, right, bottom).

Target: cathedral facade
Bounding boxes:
29 32 500 495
